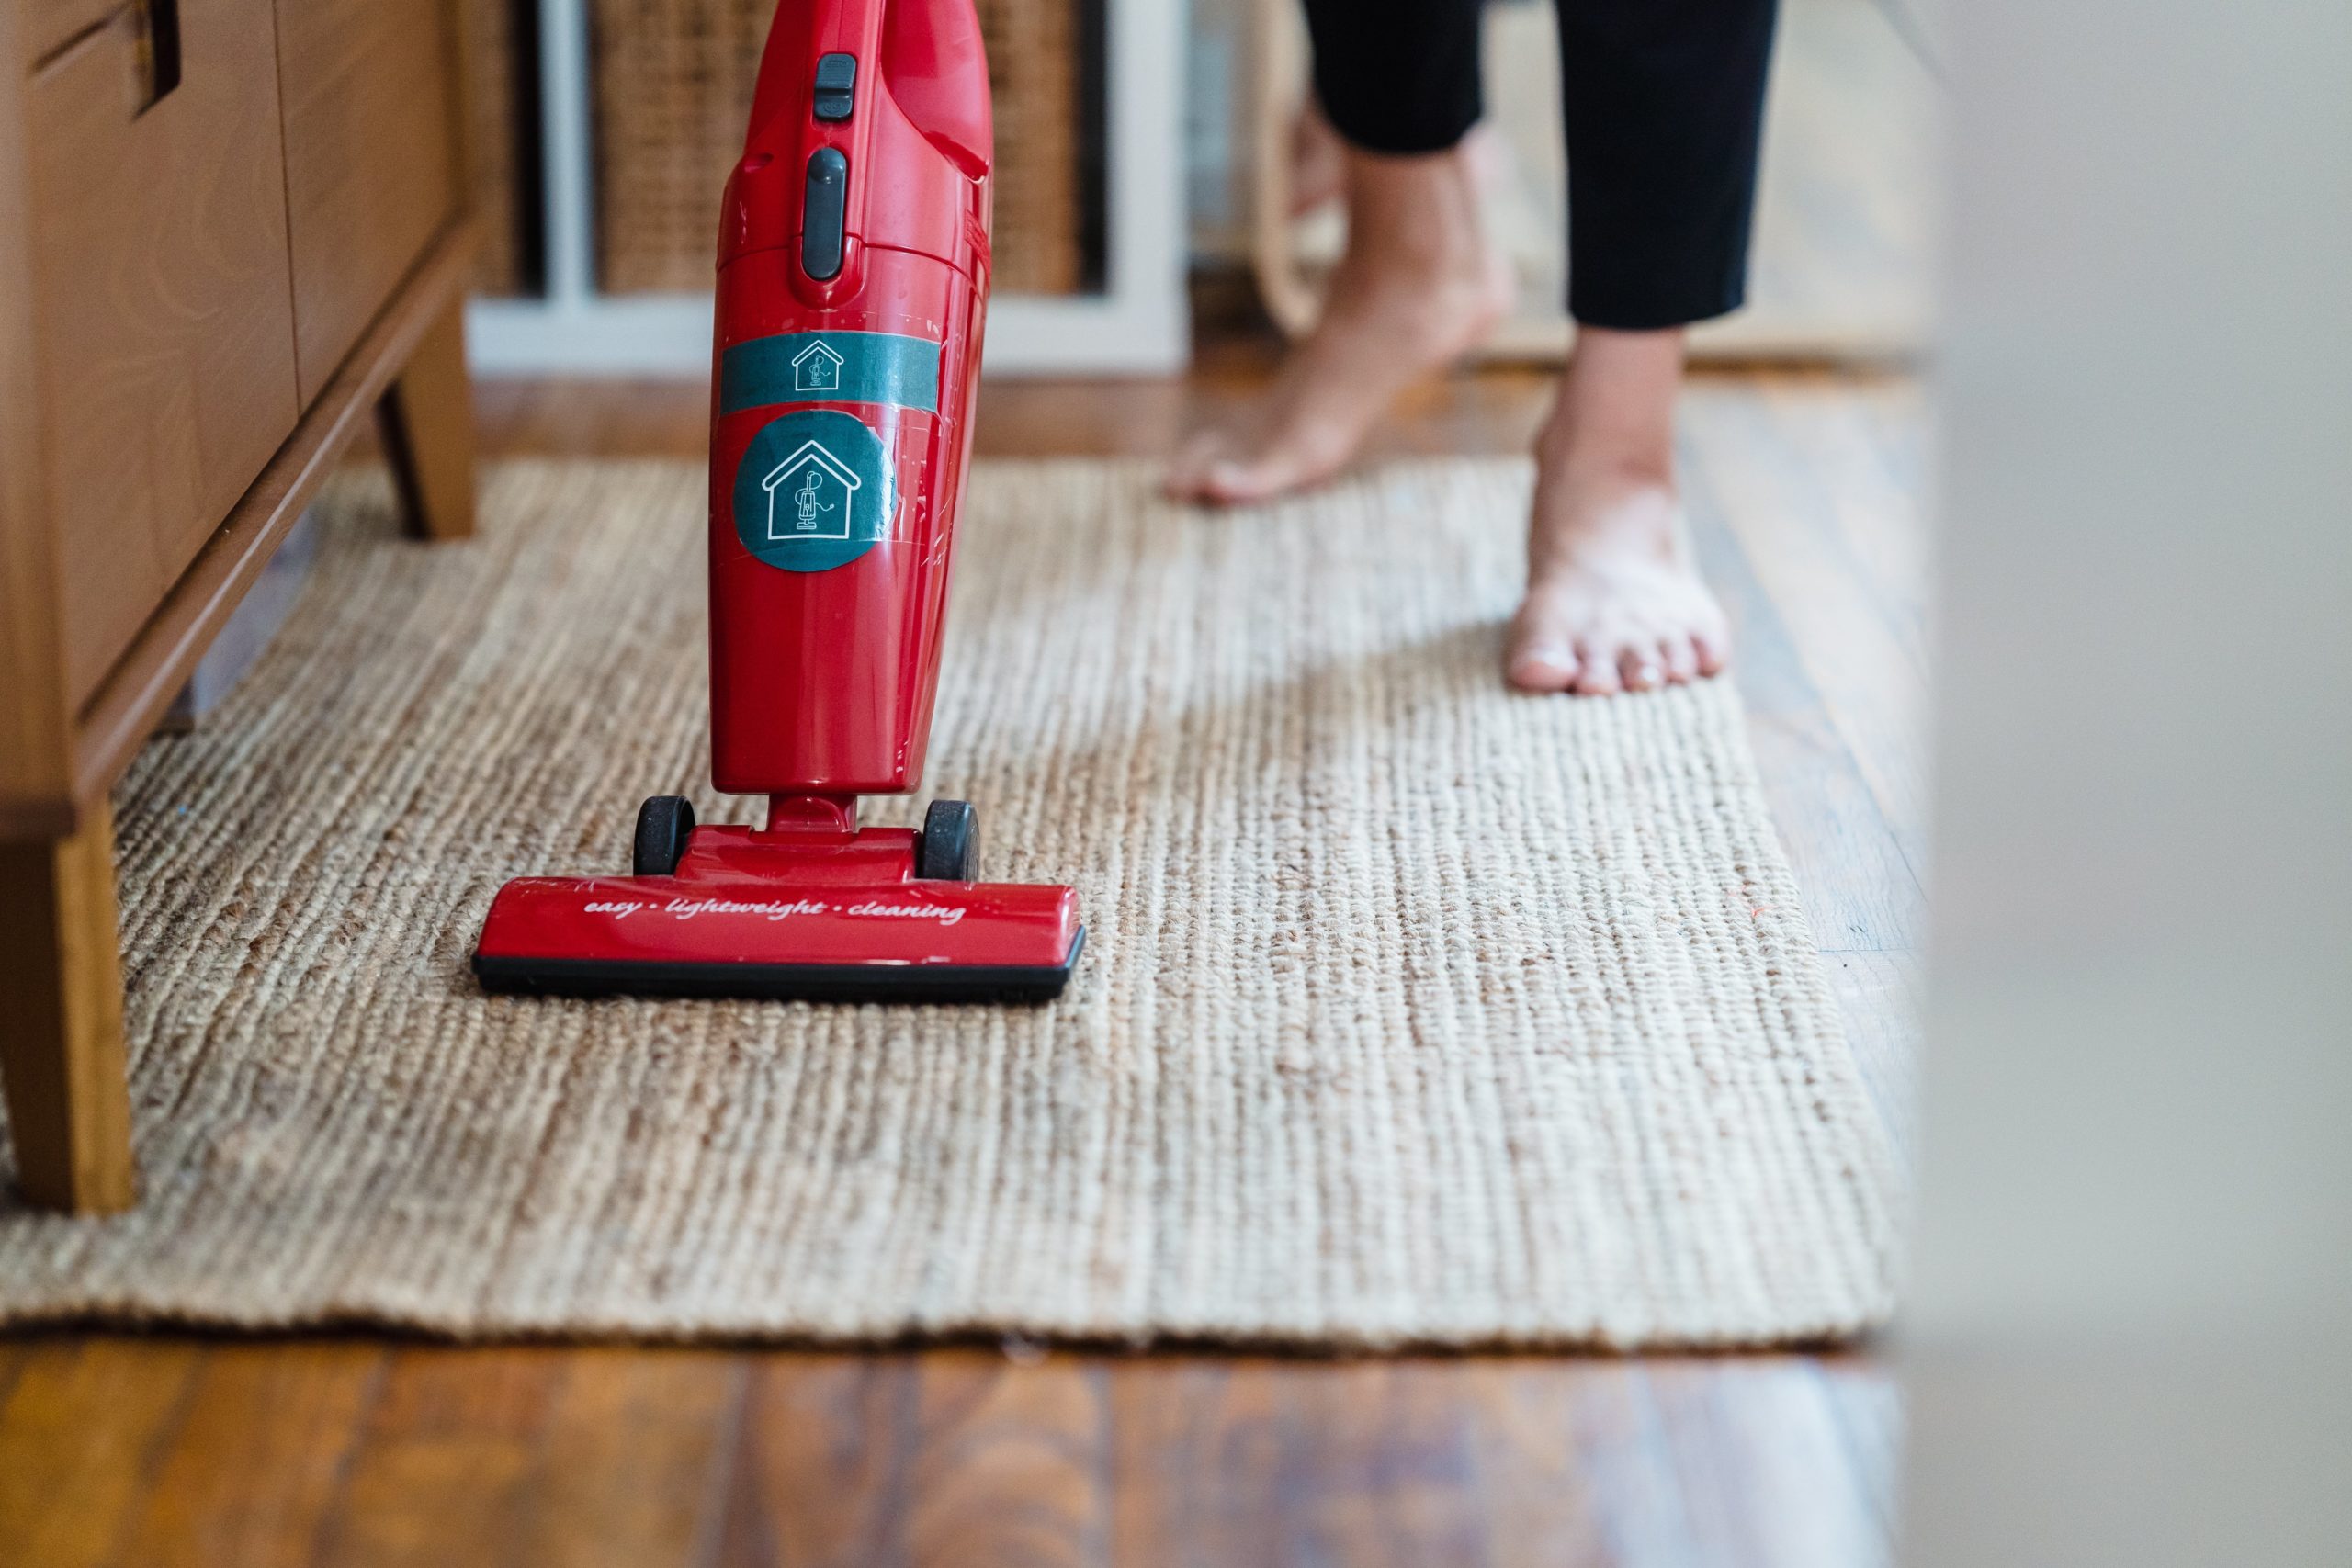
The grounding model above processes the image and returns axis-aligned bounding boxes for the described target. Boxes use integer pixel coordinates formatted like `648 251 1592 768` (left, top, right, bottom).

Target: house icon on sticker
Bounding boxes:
791 339 844 393
761 441 860 541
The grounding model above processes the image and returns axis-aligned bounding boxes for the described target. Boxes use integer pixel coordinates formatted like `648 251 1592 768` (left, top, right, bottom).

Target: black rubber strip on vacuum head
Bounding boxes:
473 929 1084 1006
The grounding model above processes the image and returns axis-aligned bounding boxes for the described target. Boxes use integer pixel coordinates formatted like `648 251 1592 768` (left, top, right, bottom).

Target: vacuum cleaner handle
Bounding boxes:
729 0 994 306
705 0 996 797
748 0 991 166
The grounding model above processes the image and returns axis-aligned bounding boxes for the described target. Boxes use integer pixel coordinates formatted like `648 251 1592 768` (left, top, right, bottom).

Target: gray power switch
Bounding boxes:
813 53 856 121
802 148 848 279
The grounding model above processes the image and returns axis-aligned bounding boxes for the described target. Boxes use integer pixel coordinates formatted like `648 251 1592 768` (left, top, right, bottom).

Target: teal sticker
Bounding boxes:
719 331 940 415
731 410 895 572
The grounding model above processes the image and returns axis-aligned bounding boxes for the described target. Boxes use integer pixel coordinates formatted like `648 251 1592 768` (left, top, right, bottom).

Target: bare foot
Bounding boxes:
1504 329 1733 695
1167 143 1512 505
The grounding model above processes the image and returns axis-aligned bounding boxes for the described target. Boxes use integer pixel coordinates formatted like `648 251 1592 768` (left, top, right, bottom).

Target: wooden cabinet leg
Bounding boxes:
377 292 478 542
0 799 135 1213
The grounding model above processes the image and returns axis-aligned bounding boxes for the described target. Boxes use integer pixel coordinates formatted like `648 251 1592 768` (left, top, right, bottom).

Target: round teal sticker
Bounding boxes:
731 410 895 572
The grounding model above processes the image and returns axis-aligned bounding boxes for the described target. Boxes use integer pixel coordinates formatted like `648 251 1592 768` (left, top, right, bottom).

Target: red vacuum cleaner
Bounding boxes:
472 0 1082 1002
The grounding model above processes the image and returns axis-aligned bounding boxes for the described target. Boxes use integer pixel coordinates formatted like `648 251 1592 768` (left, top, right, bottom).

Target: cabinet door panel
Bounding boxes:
277 0 461 404
21 0 119 66
28 0 302 705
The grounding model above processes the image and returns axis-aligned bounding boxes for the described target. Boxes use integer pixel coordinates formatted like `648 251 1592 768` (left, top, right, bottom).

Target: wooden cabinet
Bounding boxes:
28 0 304 705
277 0 461 402
18 0 115 62
0 0 480 1212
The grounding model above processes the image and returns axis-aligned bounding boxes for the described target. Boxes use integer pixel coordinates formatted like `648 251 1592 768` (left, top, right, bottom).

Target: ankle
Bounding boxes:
1336 147 1494 288
1536 410 1676 494
1541 325 1683 456
1529 443 1683 572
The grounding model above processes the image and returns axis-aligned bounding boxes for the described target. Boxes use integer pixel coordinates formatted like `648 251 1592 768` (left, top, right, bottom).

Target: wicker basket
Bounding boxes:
462 0 534 295
591 0 1088 295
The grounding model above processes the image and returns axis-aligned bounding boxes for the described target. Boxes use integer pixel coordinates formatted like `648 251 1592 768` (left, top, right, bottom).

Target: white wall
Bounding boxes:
1185 0 1250 259
1903 0 2352 1562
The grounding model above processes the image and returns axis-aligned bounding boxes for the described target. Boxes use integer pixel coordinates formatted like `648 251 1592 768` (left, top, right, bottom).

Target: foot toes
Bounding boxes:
1166 433 1340 507
1660 637 1700 685
1199 452 1313 505
1506 638 1581 693
1691 628 1730 678
1618 644 1664 692
1163 434 1231 502
1571 641 1623 696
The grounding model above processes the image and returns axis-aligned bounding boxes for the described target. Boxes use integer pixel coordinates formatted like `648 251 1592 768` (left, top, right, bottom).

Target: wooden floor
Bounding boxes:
0 346 1926 1568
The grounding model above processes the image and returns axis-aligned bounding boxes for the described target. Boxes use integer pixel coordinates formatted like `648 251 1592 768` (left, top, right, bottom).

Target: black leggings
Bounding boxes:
1302 0 1779 331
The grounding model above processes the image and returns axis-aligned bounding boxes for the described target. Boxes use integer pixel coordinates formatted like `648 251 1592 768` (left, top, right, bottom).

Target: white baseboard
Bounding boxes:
469 292 1189 379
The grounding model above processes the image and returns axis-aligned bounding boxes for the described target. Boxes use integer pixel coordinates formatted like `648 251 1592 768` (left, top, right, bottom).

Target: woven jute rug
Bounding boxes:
0 459 1897 1348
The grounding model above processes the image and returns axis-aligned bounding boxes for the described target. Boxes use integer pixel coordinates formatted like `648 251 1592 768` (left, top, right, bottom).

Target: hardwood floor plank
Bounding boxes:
1824 949 1923 1154
1681 375 1928 1145
1270 1361 1495 1568
469 378 708 460
1106 1359 1289 1568
0 1338 207 1568
1556 1362 1702 1565
458 353 1559 468
716 1354 913 1568
0 1339 29 1405
1690 379 1933 871
975 381 1190 460
1642 1359 1891 1568
1112 1359 1502 1568
902 1351 1110 1568
518 1349 744 1568
1453 1364 1611 1568
1794 384 1933 665
312 1347 564 1568
1714 545 1923 1119
1683 445 1925 956
107 1341 388 1568
1819 1352 1905 1543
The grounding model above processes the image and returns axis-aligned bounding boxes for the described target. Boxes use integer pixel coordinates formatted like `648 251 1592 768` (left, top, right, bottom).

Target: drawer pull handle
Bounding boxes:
135 0 182 113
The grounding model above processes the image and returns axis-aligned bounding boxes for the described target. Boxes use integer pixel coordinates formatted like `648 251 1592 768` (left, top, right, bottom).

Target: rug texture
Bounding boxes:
0 459 1898 1347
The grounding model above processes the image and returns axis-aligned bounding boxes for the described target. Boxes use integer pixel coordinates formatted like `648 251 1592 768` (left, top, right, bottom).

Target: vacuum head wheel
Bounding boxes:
632 795 696 876
915 799 981 881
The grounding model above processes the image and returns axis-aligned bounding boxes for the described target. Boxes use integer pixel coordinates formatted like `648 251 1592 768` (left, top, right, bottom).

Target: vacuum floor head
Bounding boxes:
474 800 1081 1004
